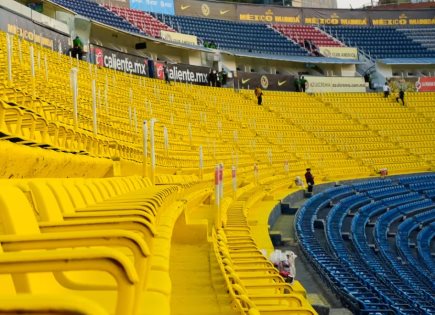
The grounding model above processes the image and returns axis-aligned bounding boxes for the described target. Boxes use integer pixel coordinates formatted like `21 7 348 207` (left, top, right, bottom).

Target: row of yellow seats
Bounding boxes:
215 196 315 315
0 98 124 158
0 175 183 315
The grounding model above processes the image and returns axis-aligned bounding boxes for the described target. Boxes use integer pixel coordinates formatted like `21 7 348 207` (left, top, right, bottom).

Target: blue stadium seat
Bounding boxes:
296 175 435 314
50 0 142 34
322 26 435 59
152 14 309 56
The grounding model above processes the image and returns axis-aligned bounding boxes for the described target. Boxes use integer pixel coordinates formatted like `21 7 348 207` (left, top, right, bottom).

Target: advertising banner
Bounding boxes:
319 47 358 59
90 45 148 76
160 30 198 45
369 10 435 26
303 8 369 26
236 72 296 91
237 5 302 24
98 0 130 8
174 0 236 21
173 0 435 26
0 7 69 52
131 0 175 15
305 76 366 92
155 62 209 85
415 77 435 92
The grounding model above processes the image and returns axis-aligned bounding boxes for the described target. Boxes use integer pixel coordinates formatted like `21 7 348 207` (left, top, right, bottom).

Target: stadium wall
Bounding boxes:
173 0 435 26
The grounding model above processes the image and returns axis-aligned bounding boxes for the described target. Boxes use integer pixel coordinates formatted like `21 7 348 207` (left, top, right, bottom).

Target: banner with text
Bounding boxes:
172 0 435 26
416 77 435 92
236 72 296 91
319 47 358 59
98 0 130 8
368 10 435 26
306 76 366 92
0 7 69 51
90 45 148 76
131 0 175 15
236 5 303 24
155 62 209 85
174 0 237 20
160 30 198 45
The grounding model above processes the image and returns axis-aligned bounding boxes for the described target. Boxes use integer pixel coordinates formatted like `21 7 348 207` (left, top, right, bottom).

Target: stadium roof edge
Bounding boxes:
378 58 435 65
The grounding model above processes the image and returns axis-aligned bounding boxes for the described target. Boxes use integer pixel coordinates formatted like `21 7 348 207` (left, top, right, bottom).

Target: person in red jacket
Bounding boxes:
305 168 314 193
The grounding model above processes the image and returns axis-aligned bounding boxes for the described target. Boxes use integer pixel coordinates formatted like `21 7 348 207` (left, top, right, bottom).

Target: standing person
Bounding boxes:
163 61 170 84
254 86 263 105
207 69 212 86
304 168 314 193
210 70 217 87
396 89 405 106
300 76 307 92
294 77 301 92
220 68 227 87
72 35 83 60
383 82 390 98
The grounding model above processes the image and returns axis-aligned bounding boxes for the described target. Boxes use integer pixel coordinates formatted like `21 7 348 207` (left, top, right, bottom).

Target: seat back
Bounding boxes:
0 184 40 235
28 181 64 222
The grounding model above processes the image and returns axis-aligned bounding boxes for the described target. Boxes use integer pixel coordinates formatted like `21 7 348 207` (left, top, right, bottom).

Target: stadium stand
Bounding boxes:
397 28 435 52
416 221 435 274
49 0 142 34
296 176 435 314
1 0 435 311
152 14 310 55
271 24 343 52
322 26 435 59
105 6 176 38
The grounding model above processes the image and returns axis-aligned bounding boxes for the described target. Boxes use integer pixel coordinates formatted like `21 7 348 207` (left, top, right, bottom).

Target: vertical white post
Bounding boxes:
70 68 78 130
18 37 22 63
92 79 97 136
232 165 237 197
44 54 48 81
214 165 220 228
29 46 35 78
143 120 148 177
188 123 192 146
134 107 138 133
150 118 156 184
29 45 36 99
37 50 41 70
219 163 224 200
128 106 132 134
105 76 109 114
148 100 153 115
163 126 169 156
6 34 12 82
199 145 203 180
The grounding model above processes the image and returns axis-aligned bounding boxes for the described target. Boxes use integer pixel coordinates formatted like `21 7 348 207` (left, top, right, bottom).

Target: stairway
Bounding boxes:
170 243 228 315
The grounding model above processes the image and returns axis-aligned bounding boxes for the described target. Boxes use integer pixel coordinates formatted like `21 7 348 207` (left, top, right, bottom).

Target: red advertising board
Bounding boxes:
416 77 435 92
154 62 165 80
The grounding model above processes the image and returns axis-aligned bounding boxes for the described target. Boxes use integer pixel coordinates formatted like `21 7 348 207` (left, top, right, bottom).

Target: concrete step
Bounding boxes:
329 308 353 315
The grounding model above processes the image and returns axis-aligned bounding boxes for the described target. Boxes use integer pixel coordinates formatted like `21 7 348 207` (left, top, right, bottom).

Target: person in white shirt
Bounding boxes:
383 82 390 98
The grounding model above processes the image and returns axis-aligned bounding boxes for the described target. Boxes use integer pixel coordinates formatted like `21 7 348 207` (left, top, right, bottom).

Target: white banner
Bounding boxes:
319 47 358 60
306 76 366 93
160 30 198 45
